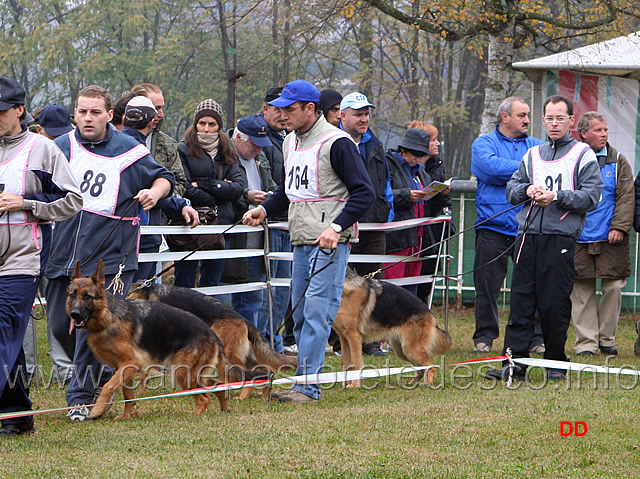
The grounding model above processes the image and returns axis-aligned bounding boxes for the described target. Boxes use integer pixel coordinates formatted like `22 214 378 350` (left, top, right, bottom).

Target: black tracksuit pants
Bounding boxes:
502 234 575 361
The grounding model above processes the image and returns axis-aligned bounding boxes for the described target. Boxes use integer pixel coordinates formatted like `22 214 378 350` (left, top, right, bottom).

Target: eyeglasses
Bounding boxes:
543 115 572 123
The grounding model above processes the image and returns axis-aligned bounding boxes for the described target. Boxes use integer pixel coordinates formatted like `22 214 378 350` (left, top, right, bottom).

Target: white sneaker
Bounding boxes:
283 344 298 355
67 405 92 421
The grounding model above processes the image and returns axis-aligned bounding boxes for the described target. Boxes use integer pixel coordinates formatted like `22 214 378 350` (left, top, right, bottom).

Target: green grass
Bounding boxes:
3 305 640 478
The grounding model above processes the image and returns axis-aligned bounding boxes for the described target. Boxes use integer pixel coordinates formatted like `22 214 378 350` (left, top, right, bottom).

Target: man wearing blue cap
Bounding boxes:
243 80 374 403
37 104 74 139
0 77 82 436
227 114 276 325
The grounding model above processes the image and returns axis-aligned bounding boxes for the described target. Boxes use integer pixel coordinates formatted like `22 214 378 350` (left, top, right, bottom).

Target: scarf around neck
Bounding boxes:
197 132 219 158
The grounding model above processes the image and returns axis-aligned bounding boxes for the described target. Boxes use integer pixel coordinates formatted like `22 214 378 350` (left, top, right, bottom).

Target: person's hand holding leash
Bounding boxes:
314 227 339 250
526 185 554 207
242 206 266 226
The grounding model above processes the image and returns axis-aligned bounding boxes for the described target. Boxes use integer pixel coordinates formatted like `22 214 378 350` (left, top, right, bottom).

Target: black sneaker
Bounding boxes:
546 368 566 380
0 419 35 437
484 365 527 382
362 342 387 357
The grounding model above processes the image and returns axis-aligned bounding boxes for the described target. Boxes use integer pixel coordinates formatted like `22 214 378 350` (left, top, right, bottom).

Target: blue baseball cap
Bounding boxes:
340 92 375 111
237 114 273 148
39 104 73 137
268 80 320 107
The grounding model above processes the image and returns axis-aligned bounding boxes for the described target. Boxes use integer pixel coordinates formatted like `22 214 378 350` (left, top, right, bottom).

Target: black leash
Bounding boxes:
364 198 535 279
277 247 338 333
130 218 244 294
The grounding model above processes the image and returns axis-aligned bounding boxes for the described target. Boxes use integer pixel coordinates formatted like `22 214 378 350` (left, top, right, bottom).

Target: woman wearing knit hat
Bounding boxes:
174 99 244 288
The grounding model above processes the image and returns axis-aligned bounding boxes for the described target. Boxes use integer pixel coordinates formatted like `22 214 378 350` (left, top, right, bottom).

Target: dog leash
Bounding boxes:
129 219 244 294
279 247 338 330
363 198 534 279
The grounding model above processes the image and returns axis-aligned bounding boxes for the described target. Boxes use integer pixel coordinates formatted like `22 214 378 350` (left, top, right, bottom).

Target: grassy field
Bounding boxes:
3 304 640 478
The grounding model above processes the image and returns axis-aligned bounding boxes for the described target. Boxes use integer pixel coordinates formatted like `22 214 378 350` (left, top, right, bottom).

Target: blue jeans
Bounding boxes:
257 228 292 352
65 271 135 407
290 243 349 400
231 256 264 327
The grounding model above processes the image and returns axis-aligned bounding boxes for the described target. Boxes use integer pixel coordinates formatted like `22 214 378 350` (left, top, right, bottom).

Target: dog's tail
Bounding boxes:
246 322 298 371
433 327 452 355
227 364 273 384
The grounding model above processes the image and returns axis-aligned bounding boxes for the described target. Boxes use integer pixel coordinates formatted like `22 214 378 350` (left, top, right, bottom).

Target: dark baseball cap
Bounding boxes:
264 86 283 103
39 104 73 137
0 77 26 111
268 80 320 107
237 114 273 148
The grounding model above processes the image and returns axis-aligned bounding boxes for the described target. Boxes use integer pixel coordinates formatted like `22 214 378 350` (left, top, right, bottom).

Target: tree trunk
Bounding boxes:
479 20 515 135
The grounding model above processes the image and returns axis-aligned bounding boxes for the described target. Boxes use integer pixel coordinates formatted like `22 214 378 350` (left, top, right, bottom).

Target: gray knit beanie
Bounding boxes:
193 99 224 128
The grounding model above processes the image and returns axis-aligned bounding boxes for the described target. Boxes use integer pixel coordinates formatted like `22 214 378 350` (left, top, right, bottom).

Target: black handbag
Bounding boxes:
165 206 225 252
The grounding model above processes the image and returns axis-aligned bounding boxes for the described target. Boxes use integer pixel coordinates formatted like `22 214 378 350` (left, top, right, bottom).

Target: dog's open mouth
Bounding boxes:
74 319 87 328
69 317 87 334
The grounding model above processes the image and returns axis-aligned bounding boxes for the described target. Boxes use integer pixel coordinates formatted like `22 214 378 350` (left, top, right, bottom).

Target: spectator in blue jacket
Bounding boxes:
470 97 544 354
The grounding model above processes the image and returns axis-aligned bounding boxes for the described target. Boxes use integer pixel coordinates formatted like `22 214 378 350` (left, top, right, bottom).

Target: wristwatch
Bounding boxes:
330 223 343 233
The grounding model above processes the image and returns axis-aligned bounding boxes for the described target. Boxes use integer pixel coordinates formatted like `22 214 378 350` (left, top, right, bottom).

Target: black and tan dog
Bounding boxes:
67 260 262 419
127 282 297 399
332 268 452 387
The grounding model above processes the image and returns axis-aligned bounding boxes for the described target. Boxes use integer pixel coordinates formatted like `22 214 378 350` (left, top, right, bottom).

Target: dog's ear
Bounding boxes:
72 260 83 279
92 259 106 285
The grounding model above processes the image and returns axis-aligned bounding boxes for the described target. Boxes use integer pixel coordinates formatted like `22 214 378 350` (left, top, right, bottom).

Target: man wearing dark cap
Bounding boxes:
0 77 82 436
243 80 374 403
31 102 75 386
228 114 275 325
37 104 73 139
319 88 343 127
259 87 292 352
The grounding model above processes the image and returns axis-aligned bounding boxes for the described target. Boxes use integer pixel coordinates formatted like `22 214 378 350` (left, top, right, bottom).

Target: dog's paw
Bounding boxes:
115 411 138 420
89 407 105 419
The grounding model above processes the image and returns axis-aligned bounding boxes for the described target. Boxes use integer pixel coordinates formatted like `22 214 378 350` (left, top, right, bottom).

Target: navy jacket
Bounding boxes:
47 125 175 278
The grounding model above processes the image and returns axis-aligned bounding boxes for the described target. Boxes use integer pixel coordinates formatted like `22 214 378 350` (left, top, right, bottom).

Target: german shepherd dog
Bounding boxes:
332 268 452 387
66 260 261 419
127 283 297 399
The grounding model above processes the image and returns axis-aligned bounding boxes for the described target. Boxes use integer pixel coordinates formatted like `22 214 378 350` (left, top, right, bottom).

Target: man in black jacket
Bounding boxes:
258 87 293 353
340 92 394 356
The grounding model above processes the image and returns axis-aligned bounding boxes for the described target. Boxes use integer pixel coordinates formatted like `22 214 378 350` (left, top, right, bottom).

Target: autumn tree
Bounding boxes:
360 0 640 135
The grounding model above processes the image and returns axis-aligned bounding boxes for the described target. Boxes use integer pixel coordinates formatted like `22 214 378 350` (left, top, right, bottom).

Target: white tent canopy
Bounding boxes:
512 32 640 169
513 31 640 79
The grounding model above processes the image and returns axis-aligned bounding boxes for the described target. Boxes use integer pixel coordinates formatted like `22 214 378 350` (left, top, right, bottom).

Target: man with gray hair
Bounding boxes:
470 96 544 354
571 111 633 357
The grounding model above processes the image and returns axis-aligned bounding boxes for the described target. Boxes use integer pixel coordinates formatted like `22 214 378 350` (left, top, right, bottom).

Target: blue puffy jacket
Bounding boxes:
471 126 543 236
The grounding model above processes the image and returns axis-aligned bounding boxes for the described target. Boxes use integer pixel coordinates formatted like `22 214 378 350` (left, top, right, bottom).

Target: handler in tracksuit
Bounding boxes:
485 95 602 382
470 96 543 354
44 86 174 419
0 77 82 436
